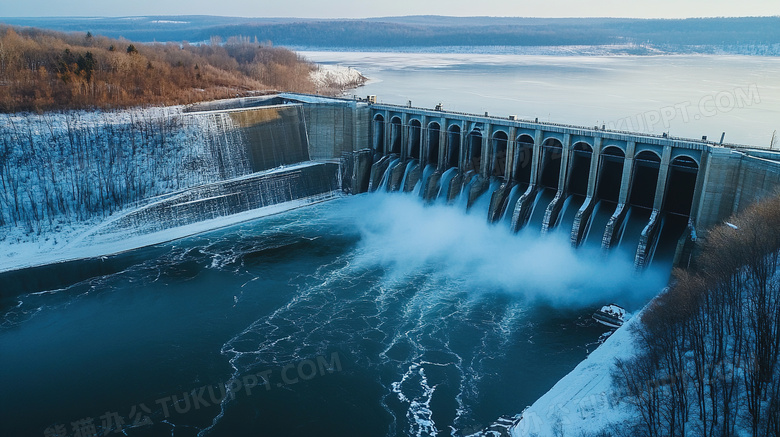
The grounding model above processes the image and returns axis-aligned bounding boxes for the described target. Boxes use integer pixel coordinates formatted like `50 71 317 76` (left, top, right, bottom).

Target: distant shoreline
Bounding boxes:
3 15 779 56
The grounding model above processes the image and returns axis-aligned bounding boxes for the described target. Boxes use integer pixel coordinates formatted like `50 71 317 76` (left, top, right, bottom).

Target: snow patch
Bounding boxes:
310 64 367 94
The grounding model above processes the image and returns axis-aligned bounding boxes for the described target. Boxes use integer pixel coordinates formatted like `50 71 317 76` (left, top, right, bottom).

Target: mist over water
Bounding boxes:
345 192 667 310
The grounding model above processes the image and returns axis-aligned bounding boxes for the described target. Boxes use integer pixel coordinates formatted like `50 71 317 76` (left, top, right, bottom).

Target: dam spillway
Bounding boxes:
341 99 780 269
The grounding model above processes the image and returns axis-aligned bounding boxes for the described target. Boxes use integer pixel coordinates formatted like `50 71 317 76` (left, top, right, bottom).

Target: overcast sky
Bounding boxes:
2 0 779 18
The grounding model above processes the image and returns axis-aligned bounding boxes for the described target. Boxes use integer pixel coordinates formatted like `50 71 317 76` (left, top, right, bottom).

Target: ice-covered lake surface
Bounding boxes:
0 191 670 437
301 50 780 147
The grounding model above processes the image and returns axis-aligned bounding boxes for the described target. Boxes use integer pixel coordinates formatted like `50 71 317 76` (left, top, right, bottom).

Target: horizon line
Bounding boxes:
2 14 780 20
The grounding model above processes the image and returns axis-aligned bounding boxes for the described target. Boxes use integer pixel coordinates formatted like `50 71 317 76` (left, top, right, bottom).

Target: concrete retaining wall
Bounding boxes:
301 101 371 160
697 148 780 229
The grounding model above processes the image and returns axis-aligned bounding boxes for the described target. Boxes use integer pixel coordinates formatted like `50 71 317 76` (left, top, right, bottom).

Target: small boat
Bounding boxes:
592 304 627 328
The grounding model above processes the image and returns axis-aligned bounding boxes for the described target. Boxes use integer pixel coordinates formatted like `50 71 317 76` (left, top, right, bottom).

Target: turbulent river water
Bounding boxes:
1 191 669 437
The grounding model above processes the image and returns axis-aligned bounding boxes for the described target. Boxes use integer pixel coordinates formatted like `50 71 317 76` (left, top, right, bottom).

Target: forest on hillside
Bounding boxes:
0 27 316 112
613 195 780 437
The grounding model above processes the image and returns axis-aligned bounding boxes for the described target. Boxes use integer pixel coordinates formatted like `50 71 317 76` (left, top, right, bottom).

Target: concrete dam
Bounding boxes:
287 93 778 270
91 93 780 270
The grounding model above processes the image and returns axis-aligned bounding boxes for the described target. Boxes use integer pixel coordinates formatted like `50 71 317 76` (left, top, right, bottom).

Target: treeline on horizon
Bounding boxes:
203 17 780 48
613 194 780 437
0 26 316 112
3 16 779 48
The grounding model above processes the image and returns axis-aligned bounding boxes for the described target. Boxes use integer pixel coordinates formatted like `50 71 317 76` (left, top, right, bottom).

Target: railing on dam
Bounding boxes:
368 101 749 151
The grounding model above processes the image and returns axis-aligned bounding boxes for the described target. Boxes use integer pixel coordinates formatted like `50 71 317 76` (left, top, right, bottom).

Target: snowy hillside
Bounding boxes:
0 107 253 235
0 103 344 273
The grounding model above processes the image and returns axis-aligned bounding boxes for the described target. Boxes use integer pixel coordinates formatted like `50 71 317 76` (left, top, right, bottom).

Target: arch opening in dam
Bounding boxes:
597 146 625 204
389 116 403 154
427 122 441 167
446 124 461 170
664 156 699 217
492 130 508 179
629 151 662 210
539 138 563 190
567 142 592 197
525 137 564 231
467 128 483 174
513 134 535 186
409 118 422 160
604 150 663 256
639 156 700 266
373 113 385 155
578 146 625 248
552 142 593 235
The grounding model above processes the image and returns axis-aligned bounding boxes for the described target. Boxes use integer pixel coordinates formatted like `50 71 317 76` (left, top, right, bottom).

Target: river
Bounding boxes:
0 191 671 436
